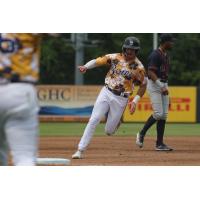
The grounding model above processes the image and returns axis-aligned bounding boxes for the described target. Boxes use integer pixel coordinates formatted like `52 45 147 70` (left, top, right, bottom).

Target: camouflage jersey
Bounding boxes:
0 33 42 83
95 53 145 95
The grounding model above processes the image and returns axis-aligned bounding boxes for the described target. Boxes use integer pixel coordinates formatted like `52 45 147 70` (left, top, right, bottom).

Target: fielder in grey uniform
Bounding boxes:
136 33 175 151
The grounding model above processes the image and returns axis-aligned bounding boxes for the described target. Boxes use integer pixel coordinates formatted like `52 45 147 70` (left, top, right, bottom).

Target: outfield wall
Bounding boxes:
197 87 200 123
124 86 197 122
38 85 101 122
37 85 199 123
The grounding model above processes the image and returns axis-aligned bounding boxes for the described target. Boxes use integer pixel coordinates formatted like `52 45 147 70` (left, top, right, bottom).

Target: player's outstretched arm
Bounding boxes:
78 59 99 74
78 59 96 74
78 55 109 74
78 66 88 73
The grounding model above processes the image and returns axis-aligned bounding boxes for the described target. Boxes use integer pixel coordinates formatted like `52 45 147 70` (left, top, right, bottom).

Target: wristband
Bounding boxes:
132 95 141 105
85 59 97 69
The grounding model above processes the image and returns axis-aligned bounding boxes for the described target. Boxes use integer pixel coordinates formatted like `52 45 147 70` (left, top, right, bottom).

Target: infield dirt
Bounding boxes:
39 136 200 166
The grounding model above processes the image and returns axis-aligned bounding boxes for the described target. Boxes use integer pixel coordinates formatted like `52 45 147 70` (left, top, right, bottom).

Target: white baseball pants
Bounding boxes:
78 86 128 151
0 83 39 166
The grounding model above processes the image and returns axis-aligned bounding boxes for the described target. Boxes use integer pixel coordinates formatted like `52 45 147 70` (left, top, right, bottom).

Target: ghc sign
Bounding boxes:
37 86 73 101
123 87 197 122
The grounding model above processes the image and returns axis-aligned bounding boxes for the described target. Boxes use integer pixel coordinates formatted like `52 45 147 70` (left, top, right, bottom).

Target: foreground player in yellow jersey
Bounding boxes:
0 33 56 165
72 36 147 159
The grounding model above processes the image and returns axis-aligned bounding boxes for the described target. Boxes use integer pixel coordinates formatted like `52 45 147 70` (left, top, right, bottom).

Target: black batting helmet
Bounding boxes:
122 36 140 52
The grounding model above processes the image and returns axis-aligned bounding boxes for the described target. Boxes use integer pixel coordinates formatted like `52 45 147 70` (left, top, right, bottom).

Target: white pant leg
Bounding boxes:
5 114 38 166
0 83 39 166
105 90 128 135
78 87 109 151
0 129 9 166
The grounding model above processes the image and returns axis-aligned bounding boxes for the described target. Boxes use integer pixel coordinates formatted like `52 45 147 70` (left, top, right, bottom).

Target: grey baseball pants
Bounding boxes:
147 79 169 120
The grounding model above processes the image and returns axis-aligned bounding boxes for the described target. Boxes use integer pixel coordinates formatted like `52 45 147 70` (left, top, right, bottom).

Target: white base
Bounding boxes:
36 158 71 165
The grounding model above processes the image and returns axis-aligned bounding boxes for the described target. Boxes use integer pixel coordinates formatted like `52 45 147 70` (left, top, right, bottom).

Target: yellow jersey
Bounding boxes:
0 33 42 83
95 53 145 95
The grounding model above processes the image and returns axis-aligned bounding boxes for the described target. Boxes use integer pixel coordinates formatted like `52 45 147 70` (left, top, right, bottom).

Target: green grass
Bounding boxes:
40 122 200 137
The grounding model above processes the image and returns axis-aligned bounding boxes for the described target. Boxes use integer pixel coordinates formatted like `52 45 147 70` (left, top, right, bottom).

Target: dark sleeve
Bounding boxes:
147 51 161 72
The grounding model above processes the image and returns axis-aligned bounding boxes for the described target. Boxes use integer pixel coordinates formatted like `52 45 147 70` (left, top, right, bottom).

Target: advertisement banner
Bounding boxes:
123 87 197 122
37 85 197 122
37 85 102 116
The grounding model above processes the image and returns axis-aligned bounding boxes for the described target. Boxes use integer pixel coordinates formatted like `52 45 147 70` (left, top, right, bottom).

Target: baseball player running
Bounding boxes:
136 33 175 151
0 33 57 165
72 36 147 159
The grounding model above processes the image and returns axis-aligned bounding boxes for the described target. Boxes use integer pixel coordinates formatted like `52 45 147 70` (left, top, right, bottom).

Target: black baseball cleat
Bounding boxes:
155 143 173 151
136 132 144 148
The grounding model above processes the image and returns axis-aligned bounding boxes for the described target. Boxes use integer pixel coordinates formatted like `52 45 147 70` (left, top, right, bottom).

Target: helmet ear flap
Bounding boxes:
122 46 125 53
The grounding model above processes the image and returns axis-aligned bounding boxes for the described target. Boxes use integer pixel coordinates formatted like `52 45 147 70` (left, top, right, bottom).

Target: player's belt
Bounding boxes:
160 79 168 83
11 79 36 85
0 77 36 85
148 78 168 83
105 85 129 98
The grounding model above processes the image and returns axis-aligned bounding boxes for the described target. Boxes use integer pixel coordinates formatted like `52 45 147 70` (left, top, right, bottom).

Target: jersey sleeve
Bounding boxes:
148 51 161 72
95 53 117 66
134 58 146 83
131 58 146 86
134 57 145 70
